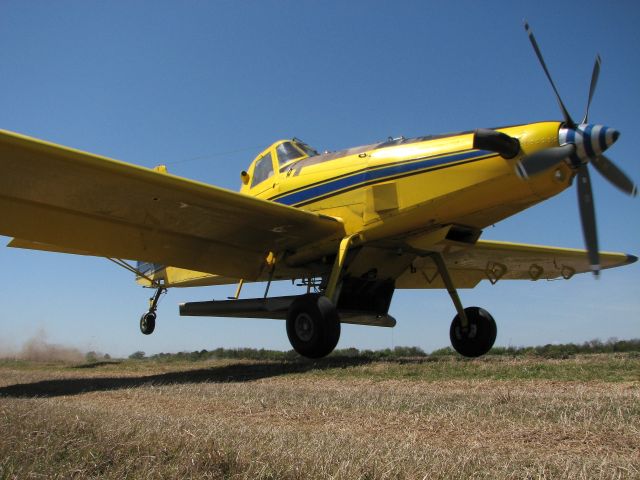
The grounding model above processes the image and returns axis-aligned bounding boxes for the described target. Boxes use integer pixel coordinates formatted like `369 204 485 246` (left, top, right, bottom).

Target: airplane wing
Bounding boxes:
396 239 636 289
0 129 345 280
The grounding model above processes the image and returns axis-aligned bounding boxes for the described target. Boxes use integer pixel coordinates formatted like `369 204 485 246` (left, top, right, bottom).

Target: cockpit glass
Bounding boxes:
295 142 318 157
276 142 305 164
252 152 273 187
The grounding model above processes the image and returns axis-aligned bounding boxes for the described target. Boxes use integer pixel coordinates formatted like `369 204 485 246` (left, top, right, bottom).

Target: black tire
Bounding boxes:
449 307 496 357
140 312 156 335
286 294 340 359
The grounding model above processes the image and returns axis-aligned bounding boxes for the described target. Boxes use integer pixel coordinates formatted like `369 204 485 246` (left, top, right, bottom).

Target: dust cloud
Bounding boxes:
0 329 84 362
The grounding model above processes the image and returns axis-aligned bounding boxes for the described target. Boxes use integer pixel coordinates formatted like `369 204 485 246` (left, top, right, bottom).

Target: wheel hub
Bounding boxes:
454 323 477 340
449 307 497 358
294 313 314 342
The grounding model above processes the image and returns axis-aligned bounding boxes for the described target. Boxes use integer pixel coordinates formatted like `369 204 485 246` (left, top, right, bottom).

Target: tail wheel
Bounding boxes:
449 307 496 357
140 312 156 335
286 294 340 359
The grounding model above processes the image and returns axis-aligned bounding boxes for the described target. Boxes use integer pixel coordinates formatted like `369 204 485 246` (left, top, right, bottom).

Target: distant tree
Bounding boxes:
430 346 454 356
334 347 360 357
392 346 427 357
128 338 640 363
85 351 98 362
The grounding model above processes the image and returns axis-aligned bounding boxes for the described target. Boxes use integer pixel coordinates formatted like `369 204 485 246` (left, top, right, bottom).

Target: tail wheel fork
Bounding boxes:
140 286 166 335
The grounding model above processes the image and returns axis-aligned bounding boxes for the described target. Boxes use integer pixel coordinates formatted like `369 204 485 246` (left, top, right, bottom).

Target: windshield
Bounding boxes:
276 142 304 164
294 141 318 157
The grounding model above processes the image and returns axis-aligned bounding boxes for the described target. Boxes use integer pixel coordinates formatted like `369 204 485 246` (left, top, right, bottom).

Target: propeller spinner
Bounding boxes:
517 22 637 276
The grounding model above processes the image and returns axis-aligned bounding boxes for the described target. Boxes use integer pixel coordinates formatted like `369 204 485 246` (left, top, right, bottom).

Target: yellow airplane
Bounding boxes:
0 24 636 359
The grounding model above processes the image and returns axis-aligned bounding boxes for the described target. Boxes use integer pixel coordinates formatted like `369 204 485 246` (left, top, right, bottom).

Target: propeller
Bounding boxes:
576 165 599 275
516 144 575 179
518 22 637 276
591 154 638 196
582 54 601 124
524 22 575 128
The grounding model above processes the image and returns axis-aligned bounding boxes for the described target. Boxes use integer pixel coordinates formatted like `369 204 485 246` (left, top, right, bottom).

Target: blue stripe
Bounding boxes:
566 128 580 164
598 126 608 152
583 124 595 158
274 149 492 206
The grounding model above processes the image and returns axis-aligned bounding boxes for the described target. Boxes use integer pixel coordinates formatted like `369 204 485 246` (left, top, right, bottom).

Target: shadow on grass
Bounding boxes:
0 357 376 398
73 361 123 369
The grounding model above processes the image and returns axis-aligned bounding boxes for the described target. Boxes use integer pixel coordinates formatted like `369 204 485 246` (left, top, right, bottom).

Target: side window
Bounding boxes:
252 152 274 187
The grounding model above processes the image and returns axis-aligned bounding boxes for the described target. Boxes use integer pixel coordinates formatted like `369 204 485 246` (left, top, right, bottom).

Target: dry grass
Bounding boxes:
0 355 638 479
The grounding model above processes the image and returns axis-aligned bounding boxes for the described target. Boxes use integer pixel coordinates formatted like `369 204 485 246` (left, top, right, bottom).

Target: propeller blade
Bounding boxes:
581 54 601 124
524 21 575 127
516 144 575 179
576 165 600 275
591 155 638 196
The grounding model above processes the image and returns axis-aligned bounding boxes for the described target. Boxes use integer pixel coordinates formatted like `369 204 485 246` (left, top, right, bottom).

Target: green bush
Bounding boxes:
137 338 639 363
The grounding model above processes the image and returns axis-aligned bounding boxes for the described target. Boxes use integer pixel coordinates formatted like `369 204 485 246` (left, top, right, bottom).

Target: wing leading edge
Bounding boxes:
0 129 344 280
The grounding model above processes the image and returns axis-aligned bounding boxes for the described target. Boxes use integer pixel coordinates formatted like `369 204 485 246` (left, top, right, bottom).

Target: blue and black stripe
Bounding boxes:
270 148 494 207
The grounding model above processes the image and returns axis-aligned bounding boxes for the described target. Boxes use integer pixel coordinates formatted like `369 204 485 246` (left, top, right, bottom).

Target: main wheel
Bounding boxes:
286 295 340 359
140 312 156 335
449 307 496 357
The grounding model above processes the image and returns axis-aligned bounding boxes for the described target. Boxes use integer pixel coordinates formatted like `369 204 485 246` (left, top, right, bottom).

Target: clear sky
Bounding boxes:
0 0 638 357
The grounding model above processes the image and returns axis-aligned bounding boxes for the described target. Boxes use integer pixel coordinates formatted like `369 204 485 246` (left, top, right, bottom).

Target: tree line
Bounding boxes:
127 338 640 361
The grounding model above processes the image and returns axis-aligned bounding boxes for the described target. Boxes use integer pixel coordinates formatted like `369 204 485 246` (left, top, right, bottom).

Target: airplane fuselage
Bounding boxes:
242 121 571 266
142 120 579 288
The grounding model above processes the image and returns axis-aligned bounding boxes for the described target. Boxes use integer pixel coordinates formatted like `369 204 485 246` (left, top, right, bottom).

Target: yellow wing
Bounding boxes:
396 239 636 289
0 129 344 280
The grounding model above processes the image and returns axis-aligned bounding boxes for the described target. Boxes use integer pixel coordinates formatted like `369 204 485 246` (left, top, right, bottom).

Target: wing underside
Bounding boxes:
395 239 636 289
0 129 344 280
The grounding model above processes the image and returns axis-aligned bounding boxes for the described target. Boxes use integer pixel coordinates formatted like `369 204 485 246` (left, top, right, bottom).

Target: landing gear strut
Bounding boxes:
140 287 166 335
286 234 358 358
428 251 497 357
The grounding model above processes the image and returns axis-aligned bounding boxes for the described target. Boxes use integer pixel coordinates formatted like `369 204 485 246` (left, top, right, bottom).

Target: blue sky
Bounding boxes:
0 1 638 357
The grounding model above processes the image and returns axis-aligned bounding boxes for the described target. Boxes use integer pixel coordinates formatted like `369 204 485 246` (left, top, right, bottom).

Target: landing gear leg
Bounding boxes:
429 252 469 328
286 234 358 358
429 252 496 357
140 286 166 335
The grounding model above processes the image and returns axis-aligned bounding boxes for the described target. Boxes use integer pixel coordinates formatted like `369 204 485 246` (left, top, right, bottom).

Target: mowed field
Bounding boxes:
0 354 638 479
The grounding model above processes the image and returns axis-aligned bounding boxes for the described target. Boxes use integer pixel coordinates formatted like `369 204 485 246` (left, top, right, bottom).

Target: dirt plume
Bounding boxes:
0 330 84 362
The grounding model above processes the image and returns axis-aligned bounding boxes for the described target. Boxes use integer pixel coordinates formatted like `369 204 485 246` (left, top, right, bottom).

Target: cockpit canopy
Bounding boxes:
276 139 318 169
245 139 318 190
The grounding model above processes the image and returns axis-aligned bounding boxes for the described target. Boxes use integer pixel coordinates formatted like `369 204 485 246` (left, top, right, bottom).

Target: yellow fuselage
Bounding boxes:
158 121 572 287
245 121 569 260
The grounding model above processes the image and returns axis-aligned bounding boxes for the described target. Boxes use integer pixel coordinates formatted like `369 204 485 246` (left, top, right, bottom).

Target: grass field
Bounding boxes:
0 354 638 479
